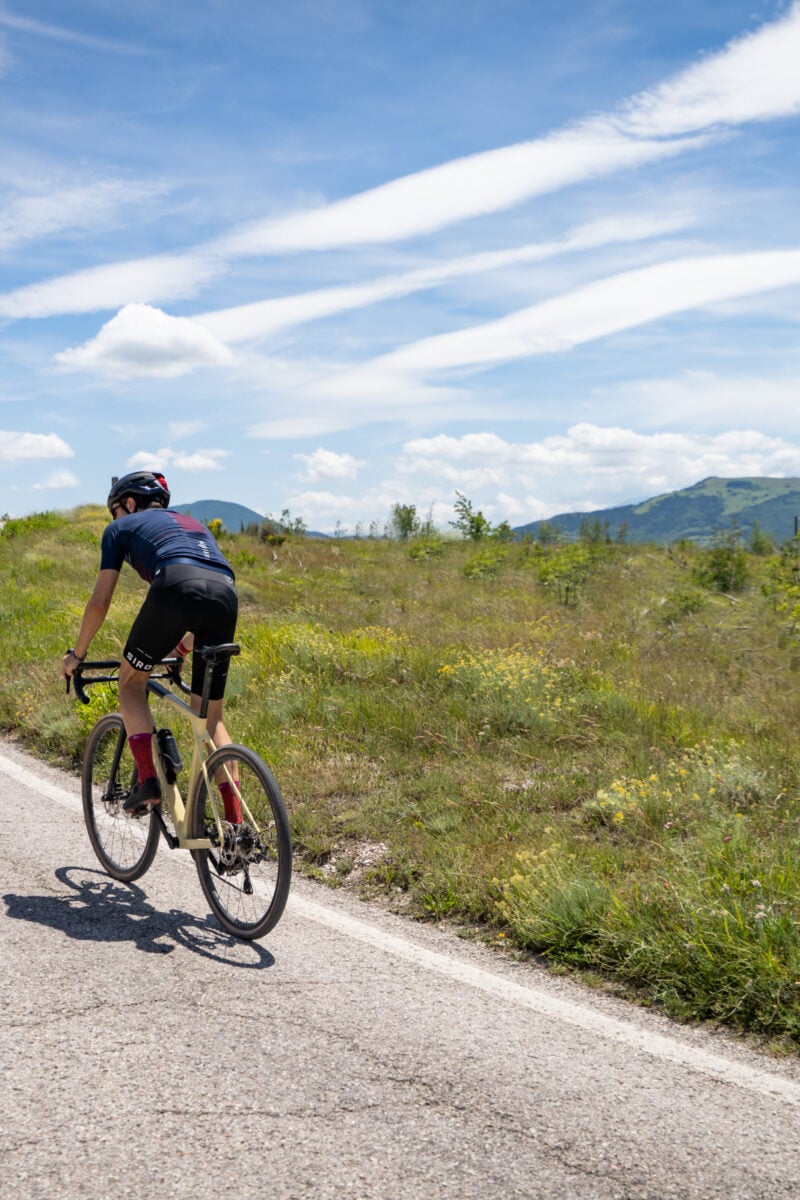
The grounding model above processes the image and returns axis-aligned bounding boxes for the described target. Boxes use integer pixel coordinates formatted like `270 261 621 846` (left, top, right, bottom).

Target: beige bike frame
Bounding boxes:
147 684 248 851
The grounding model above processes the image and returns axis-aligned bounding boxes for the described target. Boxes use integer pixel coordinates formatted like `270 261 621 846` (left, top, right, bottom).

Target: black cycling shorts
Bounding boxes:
124 563 238 700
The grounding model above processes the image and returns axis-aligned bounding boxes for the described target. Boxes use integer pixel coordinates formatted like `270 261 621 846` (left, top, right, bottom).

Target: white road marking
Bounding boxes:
5 749 800 1106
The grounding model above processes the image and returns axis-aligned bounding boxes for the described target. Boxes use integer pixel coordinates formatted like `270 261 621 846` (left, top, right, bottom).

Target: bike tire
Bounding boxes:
82 713 160 883
191 743 292 940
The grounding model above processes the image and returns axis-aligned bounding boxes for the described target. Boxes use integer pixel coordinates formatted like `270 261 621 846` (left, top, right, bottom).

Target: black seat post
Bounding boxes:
197 643 240 720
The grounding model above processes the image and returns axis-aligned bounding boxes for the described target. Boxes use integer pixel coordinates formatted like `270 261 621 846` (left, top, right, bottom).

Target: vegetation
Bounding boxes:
5 504 800 1048
517 475 800 545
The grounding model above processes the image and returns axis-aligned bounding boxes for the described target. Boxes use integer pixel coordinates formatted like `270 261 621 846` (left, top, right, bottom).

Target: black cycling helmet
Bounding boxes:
107 470 171 513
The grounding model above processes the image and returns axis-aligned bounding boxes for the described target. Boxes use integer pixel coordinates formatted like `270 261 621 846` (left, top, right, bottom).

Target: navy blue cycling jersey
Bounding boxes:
100 508 234 584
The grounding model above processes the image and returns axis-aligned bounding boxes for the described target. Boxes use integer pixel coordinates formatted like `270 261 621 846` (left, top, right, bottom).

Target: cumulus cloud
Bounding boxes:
127 447 231 472
54 304 234 379
397 425 800 516
32 469 79 490
0 430 73 461
295 447 365 481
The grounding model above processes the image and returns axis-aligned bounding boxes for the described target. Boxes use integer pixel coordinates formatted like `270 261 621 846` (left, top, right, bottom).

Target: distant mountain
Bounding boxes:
173 499 328 538
514 477 800 545
172 499 264 532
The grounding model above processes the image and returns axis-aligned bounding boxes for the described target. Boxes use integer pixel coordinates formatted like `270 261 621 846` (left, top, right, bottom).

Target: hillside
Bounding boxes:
515 476 800 544
172 499 264 531
4 506 800 1043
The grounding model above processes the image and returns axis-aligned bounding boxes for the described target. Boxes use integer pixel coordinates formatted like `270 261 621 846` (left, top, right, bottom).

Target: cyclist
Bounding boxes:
61 470 240 820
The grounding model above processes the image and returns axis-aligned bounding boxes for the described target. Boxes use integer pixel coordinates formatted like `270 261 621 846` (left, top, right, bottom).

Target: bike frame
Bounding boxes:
145 678 219 851
73 650 248 853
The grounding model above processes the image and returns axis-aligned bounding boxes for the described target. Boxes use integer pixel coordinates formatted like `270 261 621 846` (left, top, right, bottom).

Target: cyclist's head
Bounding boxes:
107 470 171 515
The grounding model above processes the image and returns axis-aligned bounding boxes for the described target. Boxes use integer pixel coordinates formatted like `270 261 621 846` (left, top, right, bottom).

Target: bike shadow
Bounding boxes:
3 865 275 968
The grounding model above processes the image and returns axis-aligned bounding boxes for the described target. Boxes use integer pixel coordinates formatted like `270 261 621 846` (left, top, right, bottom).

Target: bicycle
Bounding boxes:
67 643 292 941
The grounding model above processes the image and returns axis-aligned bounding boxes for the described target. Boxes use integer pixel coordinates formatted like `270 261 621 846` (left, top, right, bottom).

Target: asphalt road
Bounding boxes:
2 736 800 1200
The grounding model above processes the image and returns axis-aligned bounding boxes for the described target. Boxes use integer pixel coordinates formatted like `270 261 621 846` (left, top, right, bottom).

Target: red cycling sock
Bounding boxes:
128 732 157 783
219 780 242 825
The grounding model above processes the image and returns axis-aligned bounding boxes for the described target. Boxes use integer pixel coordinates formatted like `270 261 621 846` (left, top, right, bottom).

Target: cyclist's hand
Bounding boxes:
61 651 77 681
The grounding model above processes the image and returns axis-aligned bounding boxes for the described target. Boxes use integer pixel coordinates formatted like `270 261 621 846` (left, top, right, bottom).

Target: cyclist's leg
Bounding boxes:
120 575 187 813
188 573 239 820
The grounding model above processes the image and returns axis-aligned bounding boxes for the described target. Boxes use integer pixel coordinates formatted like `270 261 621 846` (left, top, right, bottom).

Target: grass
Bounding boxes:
4 505 800 1046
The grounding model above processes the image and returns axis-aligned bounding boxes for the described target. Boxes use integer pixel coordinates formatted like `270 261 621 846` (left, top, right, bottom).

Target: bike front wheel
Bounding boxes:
191 744 292 940
82 713 160 882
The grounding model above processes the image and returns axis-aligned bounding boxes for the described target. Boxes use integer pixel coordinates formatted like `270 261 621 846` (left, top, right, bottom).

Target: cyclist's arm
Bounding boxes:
61 569 120 678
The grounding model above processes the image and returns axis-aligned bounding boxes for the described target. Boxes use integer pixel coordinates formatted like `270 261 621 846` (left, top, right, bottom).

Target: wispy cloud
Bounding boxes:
215 2 800 254
0 256 220 321
0 9 145 55
597 370 800 433
0 180 166 256
127 447 231 472
54 211 692 375
3 4 799 326
355 248 800 380
55 304 233 378
0 430 73 461
197 211 693 344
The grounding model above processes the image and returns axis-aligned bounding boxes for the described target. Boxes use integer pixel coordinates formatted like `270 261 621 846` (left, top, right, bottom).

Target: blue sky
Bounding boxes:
1 0 800 531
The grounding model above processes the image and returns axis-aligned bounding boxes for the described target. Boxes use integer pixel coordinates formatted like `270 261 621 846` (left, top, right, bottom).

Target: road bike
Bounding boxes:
68 643 291 940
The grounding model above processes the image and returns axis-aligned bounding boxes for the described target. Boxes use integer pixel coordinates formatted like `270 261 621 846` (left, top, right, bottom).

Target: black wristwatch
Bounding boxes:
67 648 85 662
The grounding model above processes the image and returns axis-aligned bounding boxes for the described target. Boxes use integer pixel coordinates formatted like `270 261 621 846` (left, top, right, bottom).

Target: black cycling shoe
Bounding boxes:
123 776 162 817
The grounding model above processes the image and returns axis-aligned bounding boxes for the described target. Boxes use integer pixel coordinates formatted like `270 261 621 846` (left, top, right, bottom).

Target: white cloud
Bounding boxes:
32 469 79 490
295 447 365 481
0 256 220 320
197 211 693 345
249 414 352 439
613 1 800 137
3 5 797 326
597 370 800 432
0 180 165 255
166 418 209 439
398 425 800 516
127 447 231 472
215 4 800 255
0 430 73 461
0 11 144 54
370 249 800 377
54 304 234 379
215 134 701 255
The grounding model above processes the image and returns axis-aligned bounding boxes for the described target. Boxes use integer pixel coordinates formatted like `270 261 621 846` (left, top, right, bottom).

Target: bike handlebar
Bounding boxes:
66 657 191 705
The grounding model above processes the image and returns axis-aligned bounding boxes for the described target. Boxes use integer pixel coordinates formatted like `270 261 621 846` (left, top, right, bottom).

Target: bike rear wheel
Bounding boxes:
191 744 292 940
82 713 160 882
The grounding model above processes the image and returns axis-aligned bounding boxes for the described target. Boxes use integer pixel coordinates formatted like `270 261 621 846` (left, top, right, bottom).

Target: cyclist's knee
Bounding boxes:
119 658 151 692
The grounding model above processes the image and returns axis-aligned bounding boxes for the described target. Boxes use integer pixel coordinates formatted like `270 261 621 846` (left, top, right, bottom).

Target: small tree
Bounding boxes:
536 521 562 546
388 503 420 540
693 526 749 593
450 492 492 541
491 520 514 542
748 520 774 556
578 517 611 546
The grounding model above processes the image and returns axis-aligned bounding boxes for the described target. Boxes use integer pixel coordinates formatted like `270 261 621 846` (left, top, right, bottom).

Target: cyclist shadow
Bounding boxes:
3 865 275 969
